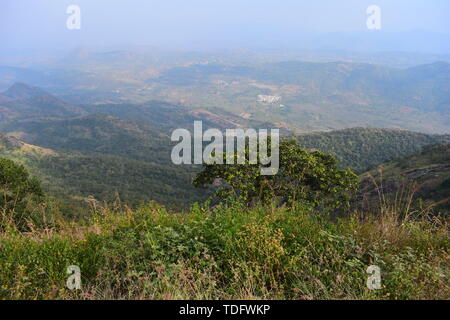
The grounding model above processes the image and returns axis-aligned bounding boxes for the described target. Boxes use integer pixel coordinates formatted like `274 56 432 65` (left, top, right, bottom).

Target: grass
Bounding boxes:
0 197 448 300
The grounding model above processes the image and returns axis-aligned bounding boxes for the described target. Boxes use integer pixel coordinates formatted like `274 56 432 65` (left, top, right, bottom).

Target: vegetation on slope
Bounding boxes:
360 144 450 212
0 135 207 213
1 114 171 164
0 143 448 300
1 126 449 213
298 128 450 173
0 201 448 300
0 82 86 118
147 61 450 133
194 139 358 209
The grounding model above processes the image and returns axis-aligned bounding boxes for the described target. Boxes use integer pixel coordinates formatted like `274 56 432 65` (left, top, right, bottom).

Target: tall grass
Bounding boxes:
0 197 448 300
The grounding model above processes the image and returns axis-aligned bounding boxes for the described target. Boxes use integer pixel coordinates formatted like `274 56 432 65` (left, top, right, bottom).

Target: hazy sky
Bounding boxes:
1 0 450 53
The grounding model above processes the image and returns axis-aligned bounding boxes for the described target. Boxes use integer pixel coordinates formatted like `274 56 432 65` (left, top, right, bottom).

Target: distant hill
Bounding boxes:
8 111 449 174
148 61 450 133
360 144 450 213
0 82 448 214
0 82 273 133
1 125 448 215
0 66 50 89
152 61 450 115
1 113 176 165
0 82 86 119
81 100 262 133
2 82 49 100
2 57 449 133
0 134 207 214
0 107 271 165
297 128 450 173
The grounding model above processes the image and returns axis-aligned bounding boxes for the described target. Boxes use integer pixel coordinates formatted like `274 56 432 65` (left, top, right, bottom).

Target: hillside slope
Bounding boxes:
2 113 173 164
146 61 450 133
360 144 450 212
298 128 450 173
1 126 449 214
0 82 86 119
0 134 207 213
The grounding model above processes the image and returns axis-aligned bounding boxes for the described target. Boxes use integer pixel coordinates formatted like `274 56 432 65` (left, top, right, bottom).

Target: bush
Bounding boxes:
194 139 358 210
0 201 447 300
0 158 44 231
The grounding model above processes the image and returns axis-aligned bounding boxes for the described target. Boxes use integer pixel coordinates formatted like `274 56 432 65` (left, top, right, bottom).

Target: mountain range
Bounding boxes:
1 58 449 133
1 41 450 218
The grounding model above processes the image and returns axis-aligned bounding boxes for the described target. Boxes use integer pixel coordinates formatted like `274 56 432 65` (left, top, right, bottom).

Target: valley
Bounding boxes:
2 55 449 134
0 80 448 215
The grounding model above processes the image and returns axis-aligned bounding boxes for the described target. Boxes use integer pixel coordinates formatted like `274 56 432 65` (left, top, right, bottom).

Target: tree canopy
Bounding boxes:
0 158 43 229
194 139 358 210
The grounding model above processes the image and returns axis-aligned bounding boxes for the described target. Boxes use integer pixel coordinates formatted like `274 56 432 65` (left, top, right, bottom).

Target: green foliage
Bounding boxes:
0 158 44 230
0 133 208 214
360 144 450 213
1 126 447 216
298 128 450 173
194 139 358 210
0 201 447 299
2 114 170 164
35 153 207 211
1 108 448 213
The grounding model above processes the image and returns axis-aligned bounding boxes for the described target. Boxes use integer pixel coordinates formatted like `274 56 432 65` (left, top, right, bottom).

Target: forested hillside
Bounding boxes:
360 144 450 212
1 127 449 214
298 128 450 173
0 83 449 213
0 135 207 214
145 61 450 133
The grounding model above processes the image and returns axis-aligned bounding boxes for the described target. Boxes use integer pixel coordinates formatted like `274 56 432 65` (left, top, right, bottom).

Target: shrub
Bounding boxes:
0 201 447 300
194 139 358 210
0 158 44 231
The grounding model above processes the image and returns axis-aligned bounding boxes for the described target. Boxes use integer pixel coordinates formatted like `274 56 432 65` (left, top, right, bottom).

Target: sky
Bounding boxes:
1 0 450 54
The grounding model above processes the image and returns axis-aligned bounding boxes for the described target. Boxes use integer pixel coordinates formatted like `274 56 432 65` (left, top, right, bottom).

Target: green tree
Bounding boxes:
193 139 358 210
0 158 44 229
